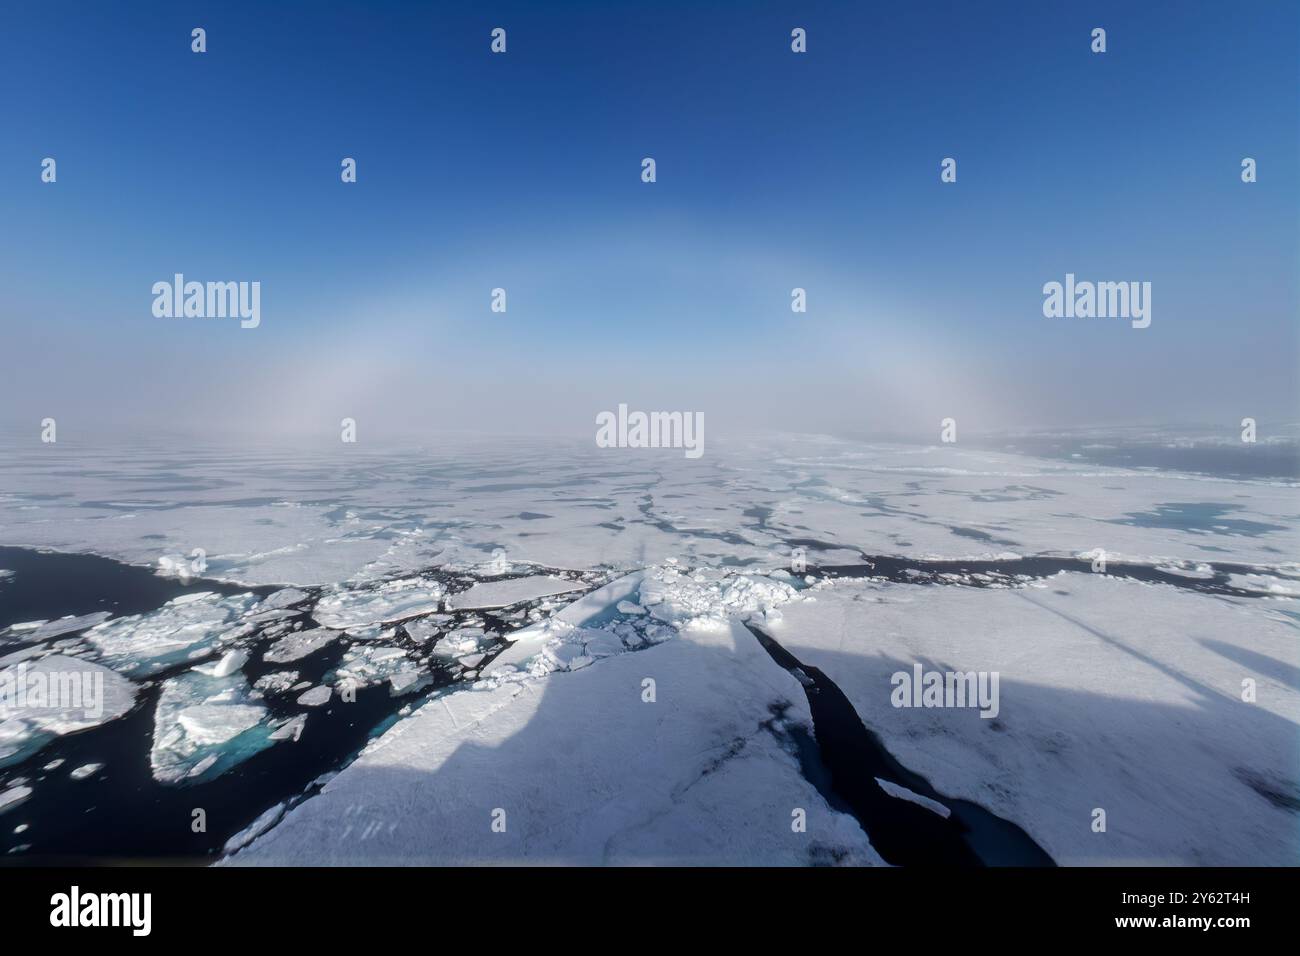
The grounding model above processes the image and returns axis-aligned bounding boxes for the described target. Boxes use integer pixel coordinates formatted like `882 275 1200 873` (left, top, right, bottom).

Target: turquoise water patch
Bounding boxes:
1107 502 1287 537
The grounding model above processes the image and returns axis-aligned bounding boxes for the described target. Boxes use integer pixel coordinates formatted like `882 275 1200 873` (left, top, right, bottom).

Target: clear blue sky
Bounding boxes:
1 1 1296 442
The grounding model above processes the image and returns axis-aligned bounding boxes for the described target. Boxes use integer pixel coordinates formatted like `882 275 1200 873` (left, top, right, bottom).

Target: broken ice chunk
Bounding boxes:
269 714 307 742
0 785 32 814
331 645 411 688
208 649 249 678
150 669 275 784
8 612 112 642
87 592 259 677
254 588 311 611
263 628 340 664
253 671 300 694
446 575 583 610
404 616 451 643
296 685 332 707
312 577 444 634
431 627 487 659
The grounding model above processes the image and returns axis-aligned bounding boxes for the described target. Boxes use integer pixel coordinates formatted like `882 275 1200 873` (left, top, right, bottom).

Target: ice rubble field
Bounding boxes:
0 435 1297 864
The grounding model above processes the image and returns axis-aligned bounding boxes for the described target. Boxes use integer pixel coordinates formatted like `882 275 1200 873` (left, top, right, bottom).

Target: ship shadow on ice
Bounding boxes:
749 640 1300 866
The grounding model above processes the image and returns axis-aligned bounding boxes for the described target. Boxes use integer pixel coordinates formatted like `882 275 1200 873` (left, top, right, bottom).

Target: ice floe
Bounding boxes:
329 645 417 691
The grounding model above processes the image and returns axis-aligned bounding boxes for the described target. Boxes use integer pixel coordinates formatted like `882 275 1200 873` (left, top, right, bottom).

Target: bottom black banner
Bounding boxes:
0 865 1287 941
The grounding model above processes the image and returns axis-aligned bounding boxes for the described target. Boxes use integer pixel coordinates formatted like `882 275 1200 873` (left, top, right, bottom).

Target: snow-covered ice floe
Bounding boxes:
225 566 881 865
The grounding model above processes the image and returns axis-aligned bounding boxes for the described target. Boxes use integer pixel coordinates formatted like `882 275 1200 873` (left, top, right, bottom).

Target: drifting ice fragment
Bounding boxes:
0 785 32 814
269 715 307 742
331 645 411 688
263 628 340 664
431 628 487 659
253 671 300 694
209 650 249 678
296 686 332 707
254 588 310 611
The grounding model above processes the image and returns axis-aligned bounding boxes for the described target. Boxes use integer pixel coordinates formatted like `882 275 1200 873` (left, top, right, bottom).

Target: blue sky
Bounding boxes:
1 1 1296 442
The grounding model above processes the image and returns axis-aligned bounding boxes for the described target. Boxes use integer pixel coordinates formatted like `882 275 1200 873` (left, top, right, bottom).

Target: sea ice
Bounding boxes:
330 645 413 689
